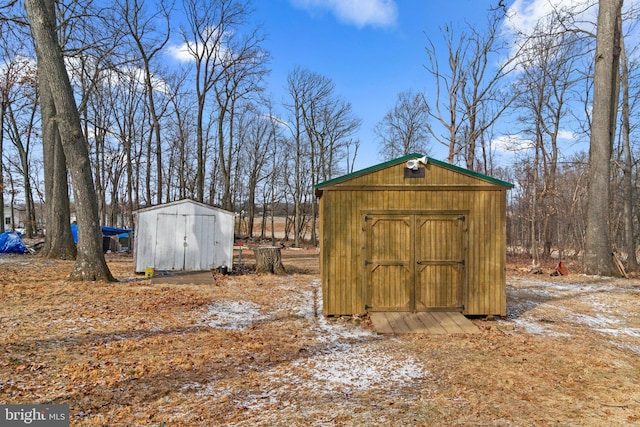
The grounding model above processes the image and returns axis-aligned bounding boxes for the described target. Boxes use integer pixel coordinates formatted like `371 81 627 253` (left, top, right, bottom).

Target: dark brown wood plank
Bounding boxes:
370 312 479 335
415 312 448 334
400 312 431 333
385 312 412 334
431 311 462 333
369 312 394 334
443 312 480 334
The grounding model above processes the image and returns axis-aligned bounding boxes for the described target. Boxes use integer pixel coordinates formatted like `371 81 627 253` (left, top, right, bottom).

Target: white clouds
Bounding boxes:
166 43 194 63
492 131 576 154
291 0 398 29
557 129 576 141
504 0 640 41
492 134 535 153
504 0 598 37
166 26 234 64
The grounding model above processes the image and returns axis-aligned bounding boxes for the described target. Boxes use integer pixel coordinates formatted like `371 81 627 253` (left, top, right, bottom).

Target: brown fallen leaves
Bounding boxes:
0 251 639 426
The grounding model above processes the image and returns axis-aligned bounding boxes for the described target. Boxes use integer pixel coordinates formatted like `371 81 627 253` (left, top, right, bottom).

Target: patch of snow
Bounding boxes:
505 276 640 354
598 328 640 338
190 340 428 414
292 344 427 392
276 279 320 319
191 279 426 415
203 300 269 330
612 343 640 354
570 313 622 328
510 318 570 337
508 278 616 294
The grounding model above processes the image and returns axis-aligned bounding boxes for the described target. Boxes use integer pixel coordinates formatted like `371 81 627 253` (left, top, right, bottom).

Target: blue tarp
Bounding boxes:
70 224 133 244
0 231 28 254
101 226 133 238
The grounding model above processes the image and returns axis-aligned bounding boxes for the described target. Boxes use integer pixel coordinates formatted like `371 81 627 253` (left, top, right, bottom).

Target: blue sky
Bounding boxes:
164 0 618 172
250 0 505 170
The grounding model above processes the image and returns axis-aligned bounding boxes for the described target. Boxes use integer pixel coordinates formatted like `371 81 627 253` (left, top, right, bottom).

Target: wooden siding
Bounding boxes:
319 161 508 317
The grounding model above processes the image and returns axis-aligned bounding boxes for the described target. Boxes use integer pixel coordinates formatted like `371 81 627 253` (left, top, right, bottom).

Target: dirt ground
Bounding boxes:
1 249 639 426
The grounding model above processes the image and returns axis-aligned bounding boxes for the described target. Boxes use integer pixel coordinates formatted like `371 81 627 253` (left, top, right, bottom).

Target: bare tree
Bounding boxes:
25 0 113 281
513 17 585 261
0 23 22 235
117 0 172 206
3 64 38 238
213 24 268 211
235 102 270 238
181 0 259 203
459 13 517 170
284 67 310 248
584 0 623 276
109 65 148 224
38 44 76 259
375 89 430 160
164 72 196 201
424 24 465 163
618 22 637 270
424 10 517 169
284 66 359 246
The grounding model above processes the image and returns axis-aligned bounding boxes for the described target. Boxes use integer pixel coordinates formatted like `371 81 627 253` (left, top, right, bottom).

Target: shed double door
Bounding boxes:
364 213 466 312
154 213 216 271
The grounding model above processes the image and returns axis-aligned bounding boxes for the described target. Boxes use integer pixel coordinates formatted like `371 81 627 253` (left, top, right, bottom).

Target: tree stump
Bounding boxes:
254 246 286 275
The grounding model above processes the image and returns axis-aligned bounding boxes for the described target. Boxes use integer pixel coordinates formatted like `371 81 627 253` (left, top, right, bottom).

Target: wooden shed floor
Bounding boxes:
369 311 479 335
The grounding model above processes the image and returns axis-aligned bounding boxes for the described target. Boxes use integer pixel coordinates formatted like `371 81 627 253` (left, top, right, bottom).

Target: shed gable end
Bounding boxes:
316 154 513 194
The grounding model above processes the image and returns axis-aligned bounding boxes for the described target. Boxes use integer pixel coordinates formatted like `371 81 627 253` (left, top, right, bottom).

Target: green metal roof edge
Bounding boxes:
315 153 419 190
426 157 515 188
315 153 514 190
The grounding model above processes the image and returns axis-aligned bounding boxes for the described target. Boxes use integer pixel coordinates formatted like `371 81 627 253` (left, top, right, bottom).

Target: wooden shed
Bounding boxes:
133 199 234 273
315 154 513 317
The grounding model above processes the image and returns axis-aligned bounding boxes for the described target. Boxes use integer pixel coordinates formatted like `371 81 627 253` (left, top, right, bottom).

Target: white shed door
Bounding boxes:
154 213 217 271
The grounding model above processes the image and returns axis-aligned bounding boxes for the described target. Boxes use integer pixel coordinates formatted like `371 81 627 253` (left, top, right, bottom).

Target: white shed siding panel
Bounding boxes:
153 213 182 270
183 214 216 271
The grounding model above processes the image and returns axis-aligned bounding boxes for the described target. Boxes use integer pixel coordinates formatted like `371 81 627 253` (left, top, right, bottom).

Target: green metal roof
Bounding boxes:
315 153 514 190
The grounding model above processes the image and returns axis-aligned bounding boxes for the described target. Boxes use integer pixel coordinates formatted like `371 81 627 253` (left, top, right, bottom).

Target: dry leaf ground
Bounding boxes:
1 250 639 426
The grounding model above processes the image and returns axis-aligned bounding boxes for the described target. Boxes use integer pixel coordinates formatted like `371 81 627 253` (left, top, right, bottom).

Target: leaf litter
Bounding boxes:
0 251 639 426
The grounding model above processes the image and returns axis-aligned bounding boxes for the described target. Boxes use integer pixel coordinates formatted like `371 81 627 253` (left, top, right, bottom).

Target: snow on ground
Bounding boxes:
196 278 429 417
204 300 270 330
504 275 640 353
191 271 640 426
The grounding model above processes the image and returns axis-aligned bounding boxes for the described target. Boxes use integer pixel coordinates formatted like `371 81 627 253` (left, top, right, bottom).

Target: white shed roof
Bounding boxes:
133 198 235 217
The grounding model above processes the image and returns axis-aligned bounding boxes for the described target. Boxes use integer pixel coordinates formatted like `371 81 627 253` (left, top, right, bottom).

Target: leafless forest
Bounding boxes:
1 1 638 271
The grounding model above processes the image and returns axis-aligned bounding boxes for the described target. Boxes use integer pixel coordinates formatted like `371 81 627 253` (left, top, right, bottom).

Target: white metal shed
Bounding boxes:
133 199 234 273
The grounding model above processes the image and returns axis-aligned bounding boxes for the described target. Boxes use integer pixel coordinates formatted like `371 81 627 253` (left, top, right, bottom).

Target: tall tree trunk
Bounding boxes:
0 96 5 234
619 32 637 270
531 147 540 266
26 0 113 281
195 94 205 202
146 70 163 206
584 0 622 276
144 123 153 204
39 76 75 258
6 99 36 238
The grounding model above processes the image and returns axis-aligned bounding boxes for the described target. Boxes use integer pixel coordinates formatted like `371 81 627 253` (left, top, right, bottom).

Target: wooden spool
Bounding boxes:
254 246 286 275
